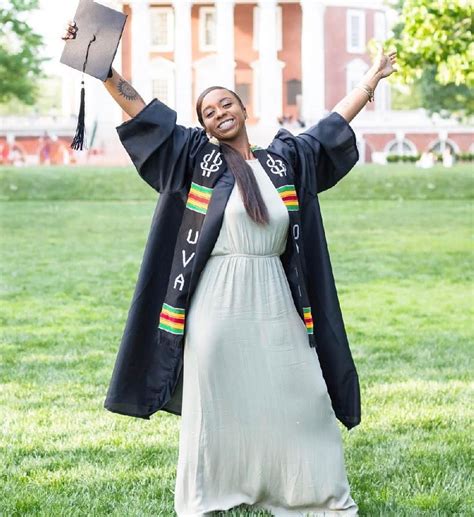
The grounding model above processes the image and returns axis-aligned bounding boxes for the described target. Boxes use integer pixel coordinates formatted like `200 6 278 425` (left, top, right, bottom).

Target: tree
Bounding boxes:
377 0 473 121
417 64 473 120
384 0 473 86
0 0 46 105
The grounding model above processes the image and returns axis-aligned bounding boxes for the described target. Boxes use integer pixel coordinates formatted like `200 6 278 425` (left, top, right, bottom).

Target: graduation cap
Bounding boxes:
60 0 127 150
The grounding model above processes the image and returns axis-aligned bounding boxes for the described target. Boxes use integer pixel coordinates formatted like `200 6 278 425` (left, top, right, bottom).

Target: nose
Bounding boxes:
215 106 226 119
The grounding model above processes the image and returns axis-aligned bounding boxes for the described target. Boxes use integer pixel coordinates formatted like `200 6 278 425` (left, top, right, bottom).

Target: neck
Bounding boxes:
220 130 254 160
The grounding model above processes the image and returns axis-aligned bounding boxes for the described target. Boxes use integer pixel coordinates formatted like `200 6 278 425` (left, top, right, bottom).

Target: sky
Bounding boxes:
28 1 75 75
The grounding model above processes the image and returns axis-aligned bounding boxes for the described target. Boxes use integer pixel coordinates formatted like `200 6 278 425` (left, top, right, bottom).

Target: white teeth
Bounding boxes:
218 119 234 130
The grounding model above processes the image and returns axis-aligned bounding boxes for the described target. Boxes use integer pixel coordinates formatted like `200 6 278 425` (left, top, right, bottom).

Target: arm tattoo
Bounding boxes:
117 79 141 102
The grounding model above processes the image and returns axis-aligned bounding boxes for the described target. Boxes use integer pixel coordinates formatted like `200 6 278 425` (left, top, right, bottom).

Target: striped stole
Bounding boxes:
157 144 223 341
254 148 316 346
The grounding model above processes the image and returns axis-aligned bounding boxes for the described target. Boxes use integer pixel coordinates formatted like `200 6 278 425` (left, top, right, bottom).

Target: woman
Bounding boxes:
64 22 396 517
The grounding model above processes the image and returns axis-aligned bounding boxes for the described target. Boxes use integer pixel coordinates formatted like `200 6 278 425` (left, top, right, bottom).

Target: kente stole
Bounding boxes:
158 142 316 349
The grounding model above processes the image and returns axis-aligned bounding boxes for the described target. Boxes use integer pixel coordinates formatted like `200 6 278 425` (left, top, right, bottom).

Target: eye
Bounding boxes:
223 102 232 108
205 111 214 118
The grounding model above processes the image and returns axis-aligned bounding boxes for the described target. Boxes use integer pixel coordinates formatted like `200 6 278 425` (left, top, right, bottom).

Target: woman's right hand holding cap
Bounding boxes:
61 20 78 41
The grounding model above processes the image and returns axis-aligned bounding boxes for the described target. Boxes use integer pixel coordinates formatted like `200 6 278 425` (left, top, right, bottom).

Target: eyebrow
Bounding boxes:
203 97 233 114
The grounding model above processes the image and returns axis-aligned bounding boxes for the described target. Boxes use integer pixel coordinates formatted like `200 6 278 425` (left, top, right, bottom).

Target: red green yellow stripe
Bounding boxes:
159 303 185 335
277 185 299 211
303 307 314 334
186 183 213 214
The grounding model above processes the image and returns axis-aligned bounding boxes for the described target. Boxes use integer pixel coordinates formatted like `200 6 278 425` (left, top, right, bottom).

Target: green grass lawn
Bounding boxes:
1 164 473 516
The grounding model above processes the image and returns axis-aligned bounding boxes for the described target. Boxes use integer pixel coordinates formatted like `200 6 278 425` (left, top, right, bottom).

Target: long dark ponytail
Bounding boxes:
196 86 269 225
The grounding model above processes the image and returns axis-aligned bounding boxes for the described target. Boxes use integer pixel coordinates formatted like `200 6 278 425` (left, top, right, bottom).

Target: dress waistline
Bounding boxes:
210 252 280 259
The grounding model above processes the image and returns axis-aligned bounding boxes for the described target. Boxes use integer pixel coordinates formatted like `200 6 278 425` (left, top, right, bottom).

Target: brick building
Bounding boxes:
121 0 391 128
0 0 472 165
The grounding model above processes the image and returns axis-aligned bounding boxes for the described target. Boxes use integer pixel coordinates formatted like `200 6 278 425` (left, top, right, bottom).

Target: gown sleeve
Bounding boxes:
268 111 359 194
116 98 208 193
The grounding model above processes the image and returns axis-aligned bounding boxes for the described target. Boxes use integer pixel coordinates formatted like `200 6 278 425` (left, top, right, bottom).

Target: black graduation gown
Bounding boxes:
104 99 361 430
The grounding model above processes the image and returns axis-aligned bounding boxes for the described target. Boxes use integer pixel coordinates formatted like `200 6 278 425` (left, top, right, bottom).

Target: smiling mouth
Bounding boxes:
217 118 235 130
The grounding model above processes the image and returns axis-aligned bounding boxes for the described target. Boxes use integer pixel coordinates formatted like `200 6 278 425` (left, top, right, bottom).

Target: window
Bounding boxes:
150 57 175 109
346 58 369 96
199 7 216 51
150 7 174 51
386 139 417 156
152 78 170 105
287 79 301 106
235 83 251 106
253 6 283 51
428 140 458 154
346 9 365 53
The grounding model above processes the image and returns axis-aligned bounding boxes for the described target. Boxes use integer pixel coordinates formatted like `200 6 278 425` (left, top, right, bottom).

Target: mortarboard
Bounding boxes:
60 0 127 150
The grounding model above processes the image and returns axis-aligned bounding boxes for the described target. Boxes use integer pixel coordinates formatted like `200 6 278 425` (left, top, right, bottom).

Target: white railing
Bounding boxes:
0 116 77 135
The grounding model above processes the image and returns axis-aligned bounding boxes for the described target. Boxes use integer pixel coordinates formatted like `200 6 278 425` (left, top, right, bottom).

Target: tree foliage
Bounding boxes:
417 64 473 120
379 0 473 121
0 0 46 105
385 0 473 87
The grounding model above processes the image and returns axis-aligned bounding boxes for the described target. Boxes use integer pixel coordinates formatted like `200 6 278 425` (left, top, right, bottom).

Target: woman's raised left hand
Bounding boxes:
370 42 398 80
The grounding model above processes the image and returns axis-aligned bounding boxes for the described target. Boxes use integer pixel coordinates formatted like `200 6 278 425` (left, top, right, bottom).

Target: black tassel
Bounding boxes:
71 80 87 150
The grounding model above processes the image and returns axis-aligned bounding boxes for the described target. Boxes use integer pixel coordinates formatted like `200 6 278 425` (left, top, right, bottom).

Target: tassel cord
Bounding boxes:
71 35 96 151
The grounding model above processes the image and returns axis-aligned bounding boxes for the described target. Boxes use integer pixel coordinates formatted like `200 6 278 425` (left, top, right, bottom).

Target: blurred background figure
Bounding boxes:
39 132 52 165
0 140 10 165
442 147 455 168
417 151 435 169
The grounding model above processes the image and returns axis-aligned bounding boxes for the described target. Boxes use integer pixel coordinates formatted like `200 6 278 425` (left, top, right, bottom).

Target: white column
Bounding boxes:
173 0 193 125
257 0 280 125
216 0 235 90
131 0 152 102
301 0 326 125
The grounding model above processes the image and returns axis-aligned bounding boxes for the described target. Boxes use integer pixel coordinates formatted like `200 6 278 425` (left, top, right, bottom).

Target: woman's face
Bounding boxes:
200 88 247 141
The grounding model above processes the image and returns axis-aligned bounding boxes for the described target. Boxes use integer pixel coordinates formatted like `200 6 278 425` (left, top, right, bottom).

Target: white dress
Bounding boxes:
174 159 358 516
